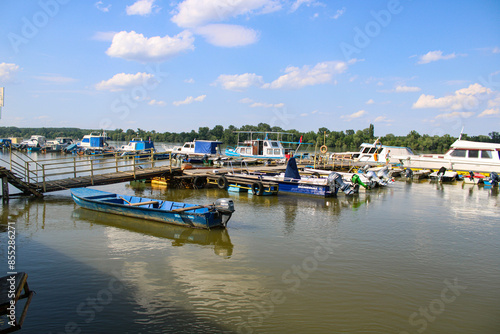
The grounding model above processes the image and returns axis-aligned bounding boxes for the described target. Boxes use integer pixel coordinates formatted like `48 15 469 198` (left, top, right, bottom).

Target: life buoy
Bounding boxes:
252 182 264 196
217 176 228 189
193 176 206 189
320 145 328 154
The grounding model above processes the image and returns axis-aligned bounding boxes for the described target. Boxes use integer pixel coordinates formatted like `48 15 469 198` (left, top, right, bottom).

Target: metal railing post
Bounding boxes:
73 157 77 178
42 165 46 192
91 159 94 185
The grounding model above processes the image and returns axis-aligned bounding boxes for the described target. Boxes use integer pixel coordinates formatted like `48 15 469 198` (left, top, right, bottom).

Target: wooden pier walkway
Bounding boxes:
0 151 181 200
33 166 182 193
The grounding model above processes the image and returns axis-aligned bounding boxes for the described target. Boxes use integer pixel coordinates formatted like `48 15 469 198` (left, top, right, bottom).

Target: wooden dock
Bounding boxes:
0 151 182 200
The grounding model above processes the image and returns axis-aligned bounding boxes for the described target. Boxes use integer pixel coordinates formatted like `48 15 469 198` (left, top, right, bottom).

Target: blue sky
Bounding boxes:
0 0 499 136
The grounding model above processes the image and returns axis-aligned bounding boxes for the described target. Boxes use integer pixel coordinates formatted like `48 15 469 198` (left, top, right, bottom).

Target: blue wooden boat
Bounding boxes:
71 188 235 229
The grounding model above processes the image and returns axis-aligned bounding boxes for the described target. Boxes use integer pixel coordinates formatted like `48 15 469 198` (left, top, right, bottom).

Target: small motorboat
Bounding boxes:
71 188 235 229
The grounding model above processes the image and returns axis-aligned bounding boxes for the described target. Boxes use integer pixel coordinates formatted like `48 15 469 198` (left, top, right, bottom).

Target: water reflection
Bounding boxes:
72 208 234 257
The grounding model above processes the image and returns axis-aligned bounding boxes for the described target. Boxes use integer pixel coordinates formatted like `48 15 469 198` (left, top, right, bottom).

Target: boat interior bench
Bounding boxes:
0 272 34 333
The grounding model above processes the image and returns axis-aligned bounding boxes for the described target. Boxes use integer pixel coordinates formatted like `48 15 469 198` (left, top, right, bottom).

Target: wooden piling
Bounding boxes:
2 175 9 203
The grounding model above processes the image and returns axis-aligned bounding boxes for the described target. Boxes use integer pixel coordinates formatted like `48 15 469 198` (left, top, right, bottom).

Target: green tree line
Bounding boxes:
1 124 498 153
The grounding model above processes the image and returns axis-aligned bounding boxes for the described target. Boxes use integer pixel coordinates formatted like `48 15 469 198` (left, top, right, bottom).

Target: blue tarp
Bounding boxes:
90 137 104 148
194 141 222 154
131 140 154 151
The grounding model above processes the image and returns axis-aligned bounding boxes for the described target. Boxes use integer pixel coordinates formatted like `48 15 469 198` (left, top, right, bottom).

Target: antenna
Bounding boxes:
459 126 464 140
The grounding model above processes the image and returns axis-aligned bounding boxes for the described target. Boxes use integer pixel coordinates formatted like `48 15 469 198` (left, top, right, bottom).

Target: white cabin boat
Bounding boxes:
78 132 110 149
354 139 416 164
225 131 298 160
20 135 47 151
398 139 500 174
45 137 74 152
172 140 222 156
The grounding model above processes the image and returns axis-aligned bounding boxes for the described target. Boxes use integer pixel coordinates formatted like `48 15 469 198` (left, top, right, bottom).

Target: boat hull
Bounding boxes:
71 188 228 229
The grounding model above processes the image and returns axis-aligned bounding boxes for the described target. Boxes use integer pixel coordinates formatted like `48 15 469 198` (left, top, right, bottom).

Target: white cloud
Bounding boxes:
492 47 500 54
95 1 111 12
184 78 195 83
106 30 194 62
95 72 155 91
0 63 20 83
214 73 264 91
250 102 284 108
92 31 117 41
195 24 259 47
478 96 500 117
148 99 166 106
417 50 456 64
264 60 353 89
290 0 323 12
333 7 346 19
173 94 206 106
172 0 281 28
34 74 77 84
478 108 499 117
341 110 366 121
239 98 254 104
366 99 375 105
412 83 493 110
394 85 421 93
435 111 475 119
126 0 157 16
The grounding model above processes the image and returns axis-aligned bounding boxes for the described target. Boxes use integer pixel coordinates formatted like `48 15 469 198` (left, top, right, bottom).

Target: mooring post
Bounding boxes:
73 157 77 178
133 156 136 179
2 175 9 203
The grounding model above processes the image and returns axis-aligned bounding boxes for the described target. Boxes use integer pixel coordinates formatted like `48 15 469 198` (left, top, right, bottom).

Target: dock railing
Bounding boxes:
1 149 170 192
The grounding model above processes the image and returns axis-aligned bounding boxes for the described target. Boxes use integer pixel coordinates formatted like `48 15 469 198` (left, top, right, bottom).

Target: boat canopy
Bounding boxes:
194 141 222 154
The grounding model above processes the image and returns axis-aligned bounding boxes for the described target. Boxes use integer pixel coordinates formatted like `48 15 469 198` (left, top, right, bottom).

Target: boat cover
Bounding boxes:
284 157 301 180
194 141 222 154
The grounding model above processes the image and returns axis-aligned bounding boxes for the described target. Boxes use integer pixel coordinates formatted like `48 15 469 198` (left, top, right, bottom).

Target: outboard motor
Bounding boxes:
351 174 369 189
366 171 387 186
437 166 447 182
489 172 499 186
468 171 475 181
377 165 389 178
215 198 235 227
215 198 235 214
327 172 355 195
404 168 413 178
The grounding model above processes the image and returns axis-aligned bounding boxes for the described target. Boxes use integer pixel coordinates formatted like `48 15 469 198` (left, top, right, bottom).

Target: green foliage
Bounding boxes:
0 124 497 153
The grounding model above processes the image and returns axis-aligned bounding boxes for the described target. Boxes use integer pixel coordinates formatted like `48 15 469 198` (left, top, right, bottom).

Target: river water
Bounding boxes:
1 150 499 333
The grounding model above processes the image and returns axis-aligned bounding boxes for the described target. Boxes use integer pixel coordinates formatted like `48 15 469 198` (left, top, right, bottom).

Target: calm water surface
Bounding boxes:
1 152 499 333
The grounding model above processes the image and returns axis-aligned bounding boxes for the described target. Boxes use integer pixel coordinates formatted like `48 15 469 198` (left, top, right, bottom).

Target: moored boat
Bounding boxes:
225 131 307 161
397 139 500 174
71 188 235 229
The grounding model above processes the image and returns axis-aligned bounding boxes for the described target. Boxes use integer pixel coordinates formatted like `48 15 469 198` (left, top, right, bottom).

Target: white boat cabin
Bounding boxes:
356 140 415 163
79 132 109 149
21 135 47 147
